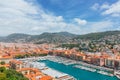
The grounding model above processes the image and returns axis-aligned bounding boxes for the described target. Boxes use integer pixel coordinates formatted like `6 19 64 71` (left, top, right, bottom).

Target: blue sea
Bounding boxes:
39 60 119 80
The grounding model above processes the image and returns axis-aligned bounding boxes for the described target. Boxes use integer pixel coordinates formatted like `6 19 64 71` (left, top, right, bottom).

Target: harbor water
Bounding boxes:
39 60 119 80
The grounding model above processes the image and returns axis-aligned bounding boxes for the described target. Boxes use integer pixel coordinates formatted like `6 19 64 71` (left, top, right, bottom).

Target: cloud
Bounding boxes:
91 0 120 17
91 3 100 10
0 0 68 35
74 18 87 25
0 0 88 36
0 0 119 36
76 20 115 34
100 3 110 10
90 1 120 34
102 0 120 17
89 21 113 31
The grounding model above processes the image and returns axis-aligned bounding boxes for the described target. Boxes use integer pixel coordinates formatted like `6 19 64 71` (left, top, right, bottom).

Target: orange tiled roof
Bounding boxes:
18 68 46 80
10 60 22 64
0 64 10 68
18 68 41 73
0 54 13 59
40 76 53 80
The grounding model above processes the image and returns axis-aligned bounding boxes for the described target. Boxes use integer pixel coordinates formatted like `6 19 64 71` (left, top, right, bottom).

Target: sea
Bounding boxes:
39 60 119 80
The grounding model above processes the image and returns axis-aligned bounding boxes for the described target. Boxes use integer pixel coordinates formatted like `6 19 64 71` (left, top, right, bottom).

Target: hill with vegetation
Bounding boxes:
59 31 120 52
0 31 120 45
0 32 77 43
75 31 120 40
0 67 28 80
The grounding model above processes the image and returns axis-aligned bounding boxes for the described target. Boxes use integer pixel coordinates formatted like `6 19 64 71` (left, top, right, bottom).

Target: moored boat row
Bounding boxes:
74 65 96 72
97 71 113 76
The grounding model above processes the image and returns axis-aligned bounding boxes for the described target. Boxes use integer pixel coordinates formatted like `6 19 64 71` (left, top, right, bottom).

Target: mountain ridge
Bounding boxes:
0 32 77 43
0 30 120 44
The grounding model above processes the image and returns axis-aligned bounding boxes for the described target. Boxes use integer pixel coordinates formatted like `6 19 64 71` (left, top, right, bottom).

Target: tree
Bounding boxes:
0 67 28 80
0 61 5 65
0 67 6 73
0 73 7 80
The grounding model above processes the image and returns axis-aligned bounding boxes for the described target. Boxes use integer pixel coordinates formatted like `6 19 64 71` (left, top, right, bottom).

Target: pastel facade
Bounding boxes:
105 58 115 68
10 60 23 70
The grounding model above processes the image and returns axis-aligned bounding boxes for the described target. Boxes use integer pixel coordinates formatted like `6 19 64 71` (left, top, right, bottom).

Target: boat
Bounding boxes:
74 65 96 72
97 71 113 76
114 71 120 79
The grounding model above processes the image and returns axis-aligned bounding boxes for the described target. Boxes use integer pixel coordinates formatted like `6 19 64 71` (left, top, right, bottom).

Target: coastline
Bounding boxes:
18 56 76 80
39 59 118 80
44 56 114 76
17 55 115 77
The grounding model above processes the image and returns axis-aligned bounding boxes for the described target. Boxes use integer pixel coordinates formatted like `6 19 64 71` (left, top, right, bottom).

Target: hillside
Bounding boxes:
31 32 77 43
75 31 120 40
0 33 31 43
0 32 77 43
62 30 120 52
0 31 120 44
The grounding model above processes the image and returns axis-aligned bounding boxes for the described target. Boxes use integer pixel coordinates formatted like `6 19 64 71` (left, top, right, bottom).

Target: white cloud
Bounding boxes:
91 3 100 10
0 0 118 36
100 3 110 10
77 21 114 34
89 21 113 31
91 0 120 17
102 0 120 17
0 0 68 35
74 18 87 25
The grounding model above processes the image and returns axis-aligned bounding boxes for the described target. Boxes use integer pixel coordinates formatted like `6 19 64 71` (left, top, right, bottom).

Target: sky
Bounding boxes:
0 0 120 36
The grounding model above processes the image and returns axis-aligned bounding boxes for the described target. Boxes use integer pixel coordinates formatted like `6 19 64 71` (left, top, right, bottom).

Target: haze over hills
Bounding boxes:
0 30 120 44
75 31 120 40
0 32 77 43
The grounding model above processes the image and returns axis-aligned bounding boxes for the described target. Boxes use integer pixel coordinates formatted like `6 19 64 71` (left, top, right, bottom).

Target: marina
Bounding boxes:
42 55 114 73
19 57 76 80
40 59 118 80
18 56 119 80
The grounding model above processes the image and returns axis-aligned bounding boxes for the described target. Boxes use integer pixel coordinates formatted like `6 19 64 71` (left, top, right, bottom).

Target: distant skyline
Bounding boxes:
0 0 120 36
